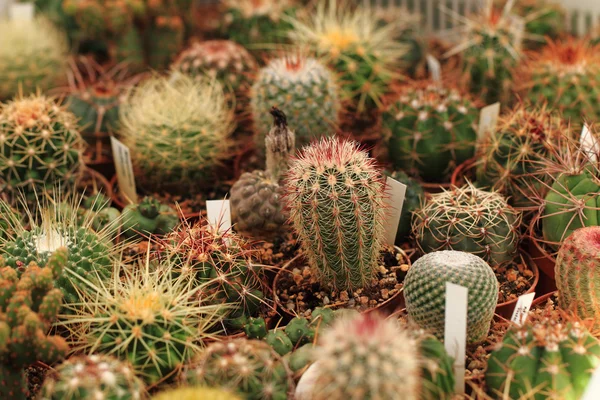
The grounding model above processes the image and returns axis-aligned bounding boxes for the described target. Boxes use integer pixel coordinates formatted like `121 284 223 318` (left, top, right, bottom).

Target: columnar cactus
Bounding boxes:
285 137 386 291
121 196 178 239
250 55 340 151
0 249 70 400
486 319 600 399
152 387 241 400
231 107 294 238
383 82 478 182
0 94 85 200
404 251 498 343
181 338 294 400
383 170 424 244
412 183 521 266
0 17 69 99
39 354 146 400
119 74 234 193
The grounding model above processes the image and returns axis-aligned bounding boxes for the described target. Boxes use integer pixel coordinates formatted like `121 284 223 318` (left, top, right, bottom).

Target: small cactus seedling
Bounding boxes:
121 196 179 239
151 386 241 400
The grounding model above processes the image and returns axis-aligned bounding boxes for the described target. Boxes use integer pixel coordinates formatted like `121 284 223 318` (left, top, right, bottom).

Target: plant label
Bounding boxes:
110 136 138 204
206 199 231 234
477 102 500 141
510 292 535 326
582 364 600 400
445 282 468 394
580 124 598 162
9 2 34 21
383 176 407 246
294 361 322 400
426 54 442 83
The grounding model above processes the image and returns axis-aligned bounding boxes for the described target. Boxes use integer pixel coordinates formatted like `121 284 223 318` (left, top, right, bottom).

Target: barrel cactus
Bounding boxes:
39 354 146 400
119 74 234 193
121 196 178 239
250 55 340 151
383 82 478 182
383 170 424 244
412 183 521 266
285 137 386 291
231 107 294 239
404 250 498 343
152 387 241 400
486 318 600 399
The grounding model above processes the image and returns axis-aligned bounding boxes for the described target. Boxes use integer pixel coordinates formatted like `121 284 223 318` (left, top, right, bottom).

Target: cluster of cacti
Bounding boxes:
39 354 146 400
285 137 386 291
383 170 424 243
121 196 178 239
404 250 498 343
0 93 85 200
231 108 294 239
181 338 294 400
412 182 521 266
486 318 600 399
383 82 478 182
119 74 234 193
152 386 241 400
0 17 69 99
0 249 70 400
250 55 340 151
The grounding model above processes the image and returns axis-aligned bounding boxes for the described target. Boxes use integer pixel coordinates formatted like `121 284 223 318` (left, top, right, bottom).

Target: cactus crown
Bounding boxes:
523 38 600 73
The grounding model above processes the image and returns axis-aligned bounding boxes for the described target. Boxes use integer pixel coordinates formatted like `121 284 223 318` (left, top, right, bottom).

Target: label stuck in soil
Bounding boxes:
477 102 500 141
426 54 442 83
110 136 138 204
206 199 231 234
510 292 535 326
383 176 407 245
580 124 598 162
445 282 467 394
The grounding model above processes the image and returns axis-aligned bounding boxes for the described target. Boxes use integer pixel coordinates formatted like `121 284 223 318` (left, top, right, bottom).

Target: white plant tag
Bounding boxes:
445 282 468 394
510 292 535 326
294 361 321 400
206 200 231 234
110 136 138 204
477 102 500 141
582 364 600 400
383 176 407 246
580 125 598 162
426 54 442 83
9 2 34 21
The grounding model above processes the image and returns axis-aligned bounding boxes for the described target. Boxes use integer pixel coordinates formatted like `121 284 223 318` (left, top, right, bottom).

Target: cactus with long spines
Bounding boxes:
285 137 386 291
0 249 69 400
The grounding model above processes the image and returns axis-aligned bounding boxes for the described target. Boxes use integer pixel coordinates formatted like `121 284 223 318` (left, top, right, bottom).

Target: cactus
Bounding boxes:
0 17 69 99
503 0 565 47
266 331 294 356
516 38 600 126
285 317 315 346
152 386 242 400
412 182 521 266
404 250 498 343
383 170 424 243
119 74 234 193
383 82 478 182
147 16 185 70
250 55 340 152
39 354 146 400
285 137 386 291
486 318 600 399
0 93 85 200
0 249 70 400
121 196 178 239
231 107 294 239
181 338 294 400
61 0 139 41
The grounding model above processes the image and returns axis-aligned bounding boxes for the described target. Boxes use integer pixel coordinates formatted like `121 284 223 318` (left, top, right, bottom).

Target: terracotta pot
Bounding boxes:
450 158 477 188
273 246 410 319
494 254 540 319
531 291 558 308
420 181 451 194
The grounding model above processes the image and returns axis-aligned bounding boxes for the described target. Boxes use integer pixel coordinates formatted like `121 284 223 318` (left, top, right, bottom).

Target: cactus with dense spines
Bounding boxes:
383 170 424 243
0 249 69 400
412 183 521 266
486 318 600 399
119 74 234 193
404 251 498 343
0 17 69 100
121 196 178 239
516 38 600 125
39 354 146 400
285 137 386 291
0 94 85 200
250 55 340 151
231 107 294 239
152 386 242 400
181 338 293 400
383 82 478 182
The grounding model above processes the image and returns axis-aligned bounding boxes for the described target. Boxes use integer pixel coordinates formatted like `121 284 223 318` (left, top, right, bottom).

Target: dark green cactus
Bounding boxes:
266 330 294 356
384 170 424 244
285 317 315 346
245 317 268 339
121 196 178 239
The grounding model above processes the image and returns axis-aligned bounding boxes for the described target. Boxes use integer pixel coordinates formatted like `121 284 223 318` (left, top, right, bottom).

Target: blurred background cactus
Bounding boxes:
152 386 241 400
499 0 566 49
121 196 178 239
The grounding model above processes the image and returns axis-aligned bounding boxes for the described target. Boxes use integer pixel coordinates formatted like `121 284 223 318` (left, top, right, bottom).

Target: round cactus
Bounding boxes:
0 94 85 200
121 196 179 239
404 250 499 343
39 354 146 400
383 170 424 244
0 17 69 99
383 82 478 182
181 338 294 400
152 386 242 400
119 73 234 193
250 55 340 151
486 319 600 399
412 183 521 266
285 137 386 291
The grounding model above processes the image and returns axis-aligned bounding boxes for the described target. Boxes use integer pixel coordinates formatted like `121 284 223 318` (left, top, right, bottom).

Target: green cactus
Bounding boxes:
285 137 386 291
404 250 499 343
266 330 293 356
285 317 315 346
39 354 146 400
119 74 234 193
147 16 185 70
412 182 521 266
486 319 600 399
0 94 85 201
62 0 139 40
152 386 242 400
383 82 478 182
383 170 424 243
181 338 294 400
250 55 340 152
505 0 565 48
245 317 268 339
0 249 70 400
121 196 178 239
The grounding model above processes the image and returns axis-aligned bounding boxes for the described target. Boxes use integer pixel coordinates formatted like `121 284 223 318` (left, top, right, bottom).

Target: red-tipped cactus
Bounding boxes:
285 137 386 291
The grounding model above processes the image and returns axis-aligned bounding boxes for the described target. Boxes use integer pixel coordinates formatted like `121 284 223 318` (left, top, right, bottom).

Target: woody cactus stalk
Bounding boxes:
231 107 294 238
